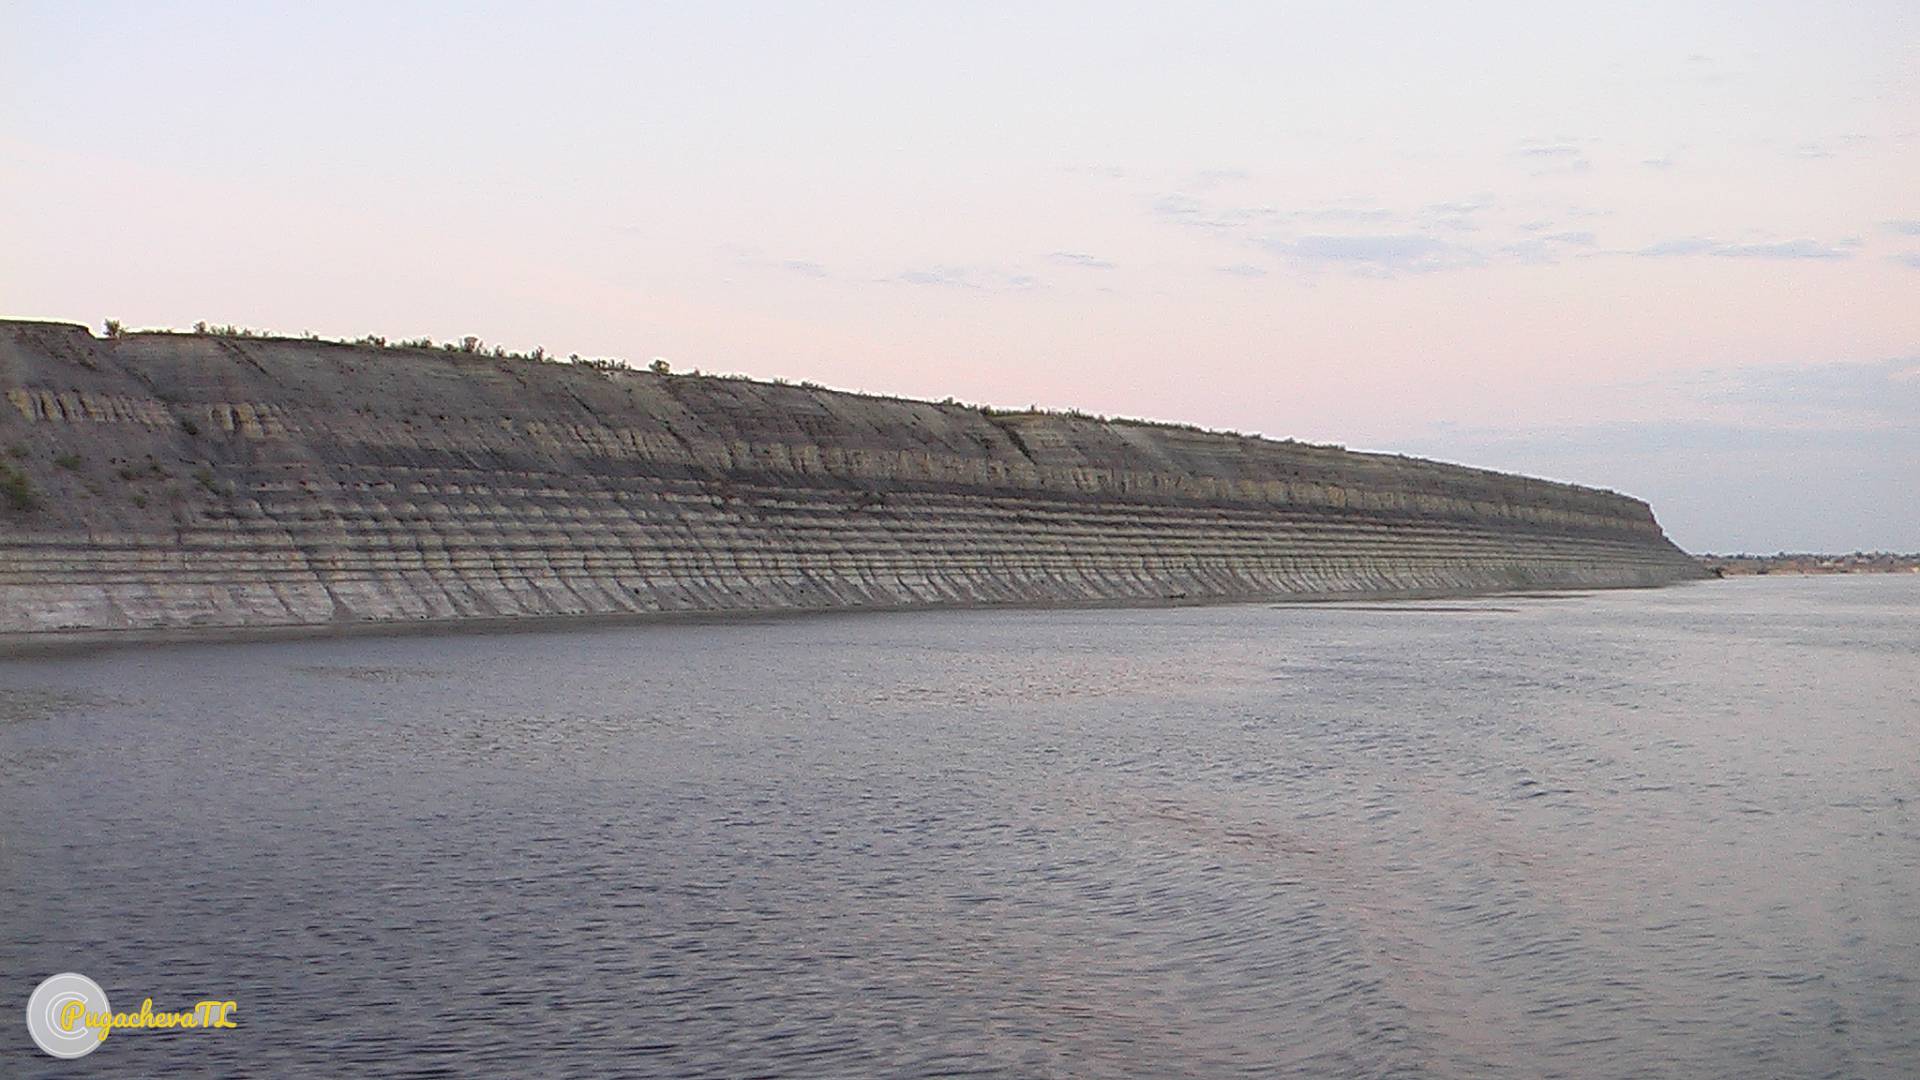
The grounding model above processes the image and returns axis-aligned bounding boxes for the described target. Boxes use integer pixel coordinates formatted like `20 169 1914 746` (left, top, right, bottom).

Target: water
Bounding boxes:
2 575 1916 1078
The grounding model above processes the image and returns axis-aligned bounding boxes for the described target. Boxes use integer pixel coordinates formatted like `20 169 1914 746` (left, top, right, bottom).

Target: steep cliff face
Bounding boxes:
0 321 1703 642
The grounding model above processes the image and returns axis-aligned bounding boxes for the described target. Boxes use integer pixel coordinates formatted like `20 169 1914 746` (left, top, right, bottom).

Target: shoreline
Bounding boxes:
0 579 1705 657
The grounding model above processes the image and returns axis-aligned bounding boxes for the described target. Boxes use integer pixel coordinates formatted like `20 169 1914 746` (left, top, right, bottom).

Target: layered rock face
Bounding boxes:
0 321 1704 642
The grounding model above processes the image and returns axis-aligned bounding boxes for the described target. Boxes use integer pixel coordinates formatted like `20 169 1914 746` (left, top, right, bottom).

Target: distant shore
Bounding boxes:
1697 553 1920 577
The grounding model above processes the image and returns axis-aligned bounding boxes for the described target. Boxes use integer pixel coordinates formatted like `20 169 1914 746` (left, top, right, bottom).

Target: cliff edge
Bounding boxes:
0 320 1705 644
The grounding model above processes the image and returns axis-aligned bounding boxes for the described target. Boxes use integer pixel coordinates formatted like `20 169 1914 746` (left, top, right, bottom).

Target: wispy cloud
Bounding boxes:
1214 262 1268 278
1517 138 1593 173
1896 252 1920 270
1501 231 1597 264
1424 196 1495 232
895 266 1039 291
780 259 829 278
1635 237 1852 259
1401 357 1920 551
1636 237 1717 257
1047 251 1116 270
1683 356 1920 423
1150 193 1277 231
1191 167 1251 189
1714 239 1850 259
1264 233 1479 276
1885 220 1920 236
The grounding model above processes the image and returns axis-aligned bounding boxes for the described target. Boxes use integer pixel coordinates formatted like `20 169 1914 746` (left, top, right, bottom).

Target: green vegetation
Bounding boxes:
196 321 262 338
0 462 38 512
170 322 632 373
117 462 170 482
53 453 83 471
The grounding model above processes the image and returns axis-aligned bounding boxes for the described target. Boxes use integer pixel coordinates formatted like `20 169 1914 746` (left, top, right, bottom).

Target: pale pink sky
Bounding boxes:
3 2 1915 551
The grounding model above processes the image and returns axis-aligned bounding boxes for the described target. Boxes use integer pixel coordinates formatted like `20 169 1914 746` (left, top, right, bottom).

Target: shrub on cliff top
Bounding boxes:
0 462 38 512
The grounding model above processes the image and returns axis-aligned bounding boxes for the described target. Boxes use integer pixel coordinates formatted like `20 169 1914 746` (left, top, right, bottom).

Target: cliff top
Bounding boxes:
0 317 1637 510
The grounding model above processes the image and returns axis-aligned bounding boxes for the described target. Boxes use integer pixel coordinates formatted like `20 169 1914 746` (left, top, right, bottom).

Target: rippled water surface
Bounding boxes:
3 576 1917 1077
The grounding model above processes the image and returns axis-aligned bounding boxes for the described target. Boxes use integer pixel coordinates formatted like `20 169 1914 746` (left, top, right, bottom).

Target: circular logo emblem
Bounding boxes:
26 972 109 1059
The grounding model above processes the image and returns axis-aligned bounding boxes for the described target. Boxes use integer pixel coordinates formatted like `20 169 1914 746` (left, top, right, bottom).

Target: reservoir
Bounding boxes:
3 576 1915 1077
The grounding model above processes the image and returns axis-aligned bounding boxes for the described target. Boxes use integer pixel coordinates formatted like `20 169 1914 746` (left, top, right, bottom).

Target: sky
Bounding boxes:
2 1 1915 553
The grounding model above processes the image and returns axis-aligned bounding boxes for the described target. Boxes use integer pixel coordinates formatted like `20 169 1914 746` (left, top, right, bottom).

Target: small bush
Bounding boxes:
103 318 124 338
0 463 37 512
179 417 201 437
53 453 82 471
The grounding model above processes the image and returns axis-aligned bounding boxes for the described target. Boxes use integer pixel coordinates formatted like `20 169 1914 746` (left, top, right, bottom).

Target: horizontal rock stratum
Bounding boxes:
0 320 1705 644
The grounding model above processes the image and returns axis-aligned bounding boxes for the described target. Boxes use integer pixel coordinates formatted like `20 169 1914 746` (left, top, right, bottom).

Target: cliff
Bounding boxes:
0 320 1704 644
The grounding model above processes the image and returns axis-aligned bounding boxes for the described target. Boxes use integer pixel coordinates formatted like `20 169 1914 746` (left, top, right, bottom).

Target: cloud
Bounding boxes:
1191 168 1251 188
1791 143 1834 160
1264 233 1479 275
1423 196 1495 232
1713 239 1850 259
1517 138 1592 173
1153 192 1408 233
1684 356 1920 420
1634 237 1851 259
1642 155 1675 169
1214 263 1268 278
1500 231 1597 264
780 259 828 278
1296 205 1398 224
1885 220 1920 236
1150 192 1278 231
1147 190 1627 275
1399 358 1920 552
895 266 1039 291
1047 251 1116 270
1636 237 1718 257
1896 252 1920 270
